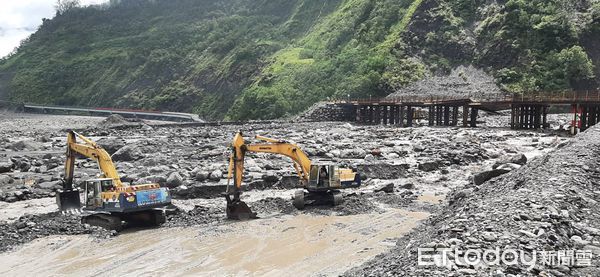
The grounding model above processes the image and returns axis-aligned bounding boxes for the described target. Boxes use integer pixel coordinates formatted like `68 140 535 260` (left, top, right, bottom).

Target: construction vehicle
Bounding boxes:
224 132 361 220
56 131 171 230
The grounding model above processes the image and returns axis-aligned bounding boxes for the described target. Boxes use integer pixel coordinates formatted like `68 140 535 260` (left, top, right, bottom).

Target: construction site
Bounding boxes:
2 0 600 275
0 95 599 276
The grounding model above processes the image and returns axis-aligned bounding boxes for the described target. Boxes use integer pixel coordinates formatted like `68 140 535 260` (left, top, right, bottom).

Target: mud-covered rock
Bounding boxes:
195 171 209 182
340 148 367 159
9 140 40 151
472 168 511 186
0 175 12 185
418 161 443 172
163 205 223 227
0 161 14 173
137 175 167 186
357 164 407 180
0 213 114 253
112 144 144 161
35 181 61 190
374 182 394 193
346 125 600 277
492 153 527 169
166 172 183 188
209 170 222 181
97 137 126 155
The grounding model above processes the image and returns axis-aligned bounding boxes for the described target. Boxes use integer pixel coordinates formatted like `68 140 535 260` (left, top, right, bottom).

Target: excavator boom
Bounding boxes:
64 131 123 189
59 130 122 211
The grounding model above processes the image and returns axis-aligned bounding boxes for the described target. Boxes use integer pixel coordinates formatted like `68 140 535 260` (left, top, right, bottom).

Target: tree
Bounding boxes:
55 0 80 15
555 46 595 83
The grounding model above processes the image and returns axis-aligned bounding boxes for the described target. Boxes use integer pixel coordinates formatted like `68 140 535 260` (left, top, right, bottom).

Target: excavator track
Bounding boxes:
82 214 123 231
293 190 305 210
331 190 343 206
121 210 167 227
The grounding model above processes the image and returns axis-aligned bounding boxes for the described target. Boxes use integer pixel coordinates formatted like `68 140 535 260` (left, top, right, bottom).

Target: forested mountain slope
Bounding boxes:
0 0 598 120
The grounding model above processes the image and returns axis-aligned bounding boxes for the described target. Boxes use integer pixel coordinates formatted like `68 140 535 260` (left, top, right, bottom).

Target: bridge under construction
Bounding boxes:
327 91 600 133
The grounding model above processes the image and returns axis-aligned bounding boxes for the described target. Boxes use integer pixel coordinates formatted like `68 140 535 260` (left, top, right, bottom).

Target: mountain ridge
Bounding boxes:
0 0 598 119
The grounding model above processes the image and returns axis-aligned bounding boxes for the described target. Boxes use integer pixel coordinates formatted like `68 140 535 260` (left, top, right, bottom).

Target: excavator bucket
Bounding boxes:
226 201 257 220
224 194 257 220
56 189 81 211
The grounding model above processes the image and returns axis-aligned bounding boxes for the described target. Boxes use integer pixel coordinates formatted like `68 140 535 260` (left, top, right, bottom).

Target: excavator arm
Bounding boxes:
225 132 312 219
58 130 124 211
64 131 123 189
227 134 312 192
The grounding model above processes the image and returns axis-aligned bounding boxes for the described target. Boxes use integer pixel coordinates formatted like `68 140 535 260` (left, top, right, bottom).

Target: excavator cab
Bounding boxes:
307 164 358 190
84 178 113 209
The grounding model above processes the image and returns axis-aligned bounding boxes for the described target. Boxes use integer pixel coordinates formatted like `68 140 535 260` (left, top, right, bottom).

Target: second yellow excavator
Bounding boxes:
224 132 361 220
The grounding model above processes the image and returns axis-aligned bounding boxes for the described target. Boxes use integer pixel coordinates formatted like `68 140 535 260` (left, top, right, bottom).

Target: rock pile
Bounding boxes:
296 103 356 122
0 213 114 252
386 65 505 101
347 126 600 276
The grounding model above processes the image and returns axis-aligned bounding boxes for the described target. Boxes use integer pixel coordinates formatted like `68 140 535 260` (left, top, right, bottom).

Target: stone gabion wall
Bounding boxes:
297 103 356 122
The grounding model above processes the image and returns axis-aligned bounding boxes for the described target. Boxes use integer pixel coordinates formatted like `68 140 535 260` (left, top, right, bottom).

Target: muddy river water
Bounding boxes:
0 209 428 276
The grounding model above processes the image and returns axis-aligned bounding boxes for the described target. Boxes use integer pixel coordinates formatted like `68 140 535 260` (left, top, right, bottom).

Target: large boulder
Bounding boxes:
35 181 61 190
340 148 367 159
374 182 394 193
418 161 442 172
166 172 183 188
137 175 167 186
195 171 210 182
98 114 129 127
472 168 511 186
209 170 223 181
97 137 126 155
0 161 13 173
261 173 280 183
492 154 527 169
112 145 144 161
10 140 41 151
0 175 12 185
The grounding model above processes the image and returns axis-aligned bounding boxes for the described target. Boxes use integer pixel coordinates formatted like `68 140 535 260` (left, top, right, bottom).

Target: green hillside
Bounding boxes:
0 0 598 120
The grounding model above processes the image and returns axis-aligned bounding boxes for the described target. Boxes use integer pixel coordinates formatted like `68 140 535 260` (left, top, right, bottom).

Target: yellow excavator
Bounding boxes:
224 132 361 220
56 131 171 230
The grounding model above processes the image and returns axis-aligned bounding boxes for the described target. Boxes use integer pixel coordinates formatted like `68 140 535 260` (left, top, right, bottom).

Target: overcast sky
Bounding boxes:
0 0 108 58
